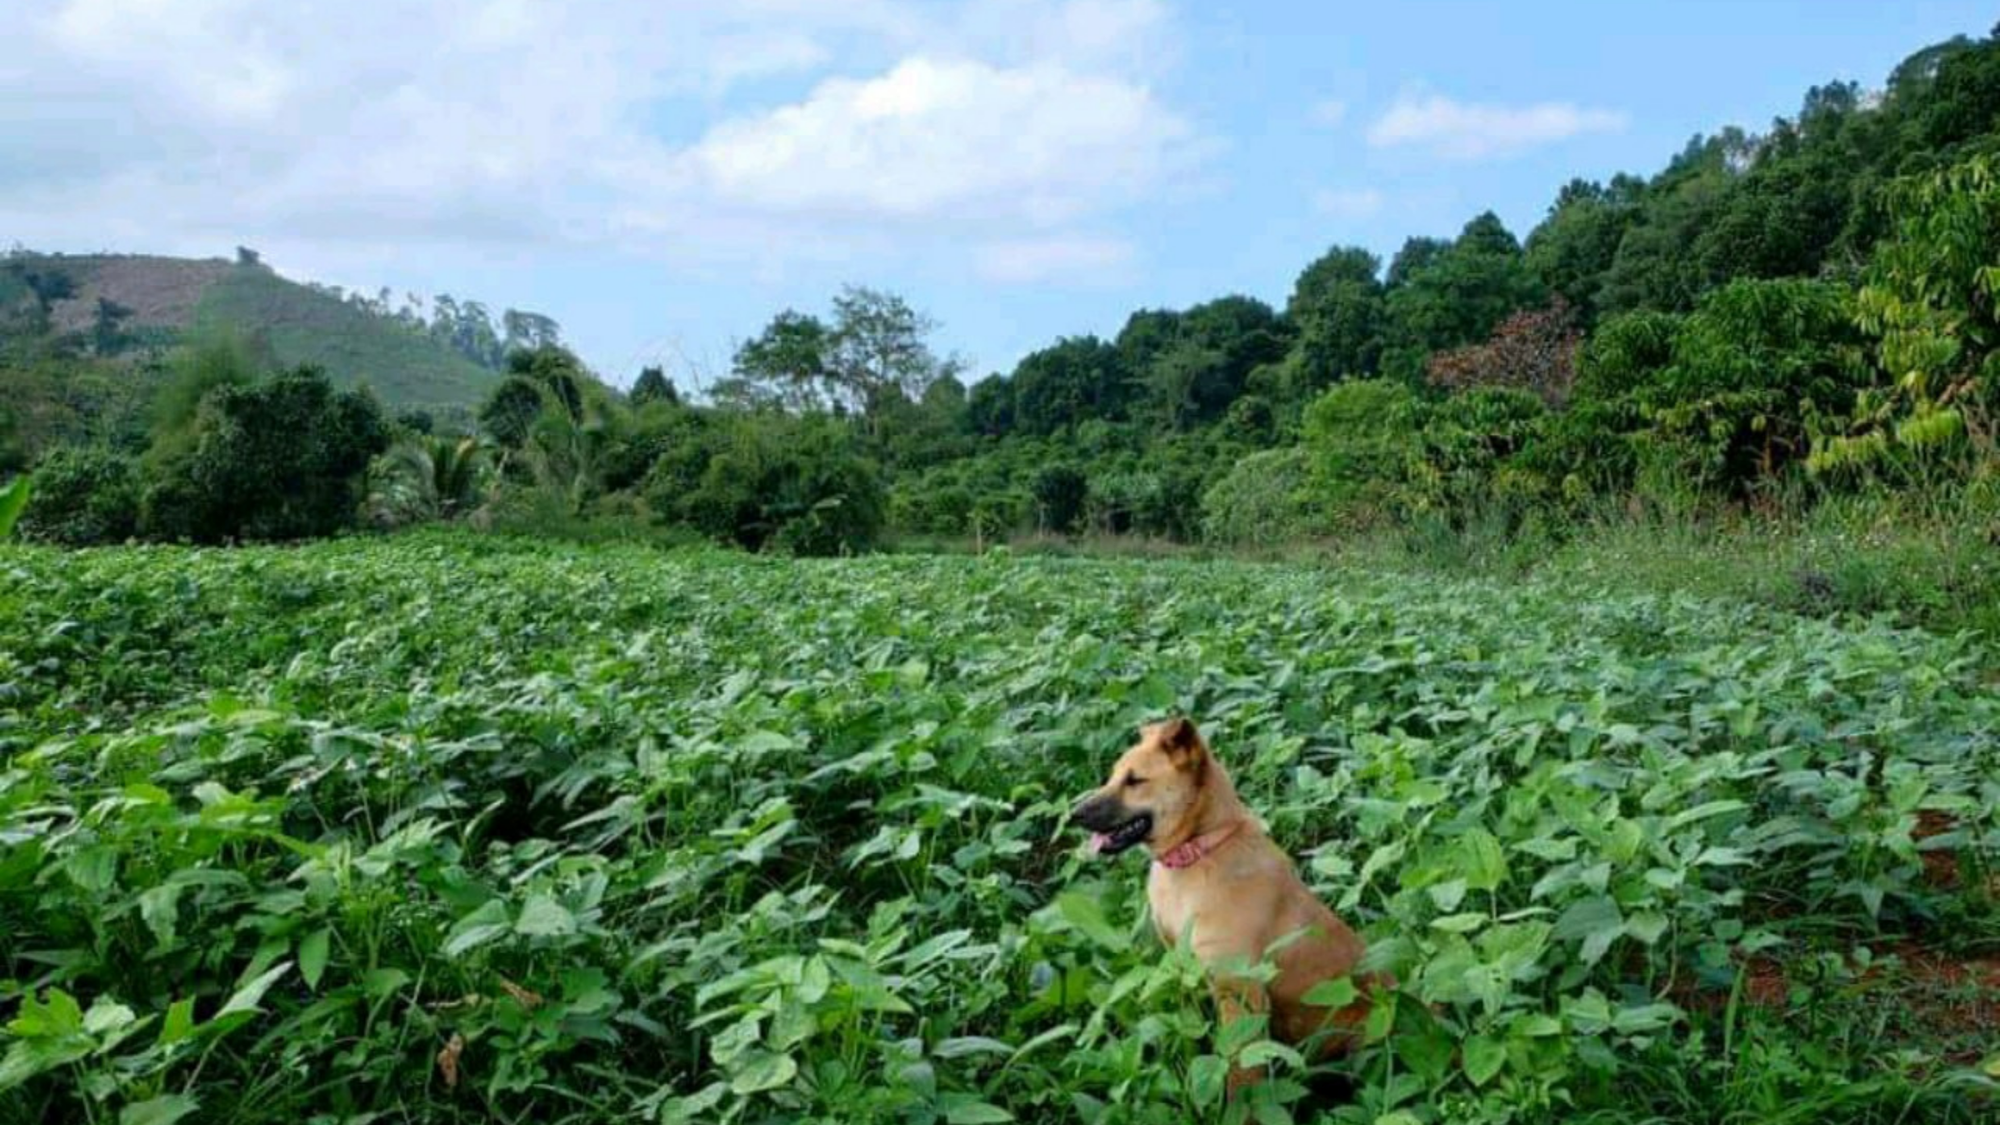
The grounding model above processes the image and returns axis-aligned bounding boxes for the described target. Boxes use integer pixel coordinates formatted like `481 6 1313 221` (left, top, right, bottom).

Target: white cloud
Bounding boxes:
974 236 1134 282
0 0 1198 281
1366 93 1627 160
1312 188 1383 220
1313 99 1349 127
679 56 1189 226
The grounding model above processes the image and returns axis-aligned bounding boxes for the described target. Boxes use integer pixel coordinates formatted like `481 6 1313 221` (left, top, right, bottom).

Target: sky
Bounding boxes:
3 0 1994 393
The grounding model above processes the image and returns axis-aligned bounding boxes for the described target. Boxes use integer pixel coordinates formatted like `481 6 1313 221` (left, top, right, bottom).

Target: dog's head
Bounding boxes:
1070 716 1209 857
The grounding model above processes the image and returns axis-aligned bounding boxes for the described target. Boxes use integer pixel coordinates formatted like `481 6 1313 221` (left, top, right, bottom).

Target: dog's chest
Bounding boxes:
1146 857 1263 949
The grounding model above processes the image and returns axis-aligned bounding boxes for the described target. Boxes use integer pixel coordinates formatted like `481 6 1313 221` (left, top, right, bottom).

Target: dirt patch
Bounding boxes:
1673 940 2000 1066
44 254 235 333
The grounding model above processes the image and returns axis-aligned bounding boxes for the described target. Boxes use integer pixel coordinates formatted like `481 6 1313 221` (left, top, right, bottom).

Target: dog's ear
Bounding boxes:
1157 716 1206 767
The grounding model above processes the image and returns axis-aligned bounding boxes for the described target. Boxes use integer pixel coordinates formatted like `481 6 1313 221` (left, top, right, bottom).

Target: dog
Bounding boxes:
1070 716 1389 1092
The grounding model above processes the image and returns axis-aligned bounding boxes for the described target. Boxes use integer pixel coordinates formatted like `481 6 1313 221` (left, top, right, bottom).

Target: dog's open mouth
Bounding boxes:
1087 813 1154 856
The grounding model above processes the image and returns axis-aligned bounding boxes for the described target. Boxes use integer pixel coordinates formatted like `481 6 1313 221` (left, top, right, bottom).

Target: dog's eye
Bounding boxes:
1123 774 1145 788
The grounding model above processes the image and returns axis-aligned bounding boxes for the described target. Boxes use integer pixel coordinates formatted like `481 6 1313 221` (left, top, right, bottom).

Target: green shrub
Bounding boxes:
1300 379 1421 526
141 366 390 543
20 447 140 545
1029 464 1088 533
649 412 887 555
1199 446 1320 546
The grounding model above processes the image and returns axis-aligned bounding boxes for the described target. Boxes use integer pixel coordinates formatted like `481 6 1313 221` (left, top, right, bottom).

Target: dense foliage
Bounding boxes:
0 535 1994 1124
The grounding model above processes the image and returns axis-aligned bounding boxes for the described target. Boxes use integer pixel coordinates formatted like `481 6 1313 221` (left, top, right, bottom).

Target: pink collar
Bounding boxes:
1153 821 1244 870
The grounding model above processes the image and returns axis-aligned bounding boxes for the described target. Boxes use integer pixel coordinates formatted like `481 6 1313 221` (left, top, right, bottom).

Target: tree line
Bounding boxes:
6 27 2000 557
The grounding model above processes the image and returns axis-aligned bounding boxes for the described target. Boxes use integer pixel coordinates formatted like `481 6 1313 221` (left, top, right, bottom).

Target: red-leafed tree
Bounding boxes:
1425 298 1583 407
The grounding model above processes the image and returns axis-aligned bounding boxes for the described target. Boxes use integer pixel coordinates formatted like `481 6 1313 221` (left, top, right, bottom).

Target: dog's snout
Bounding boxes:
1070 793 1121 831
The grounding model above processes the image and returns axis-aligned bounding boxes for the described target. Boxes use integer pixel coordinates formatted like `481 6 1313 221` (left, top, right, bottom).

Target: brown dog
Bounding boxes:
1070 717 1387 1090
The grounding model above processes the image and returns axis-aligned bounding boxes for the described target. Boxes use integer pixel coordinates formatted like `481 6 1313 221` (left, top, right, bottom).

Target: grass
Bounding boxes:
0 530 1995 1124
195 265 500 419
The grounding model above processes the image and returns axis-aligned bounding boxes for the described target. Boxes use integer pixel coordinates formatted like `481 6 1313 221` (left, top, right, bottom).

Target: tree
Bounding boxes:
20 447 139 545
505 346 587 421
1010 336 1126 435
966 374 1015 437
653 412 886 555
630 365 679 407
1030 464 1089 533
480 378 548 449
147 330 263 465
1639 278 1868 495
1598 133 1744 313
731 310 835 410
91 297 134 356
1815 154 2000 474
1524 178 1640 322
1300 379 1422 528
1175 296 1292 421
1386 237 1449 287
827 285 956 413
1114 309 1185 405
1142 339 1225 431
366 435 486 527
1289 246 1385 389
502 309 564 352
729 287 958 438
142 366 390 542
1383 213 1546 377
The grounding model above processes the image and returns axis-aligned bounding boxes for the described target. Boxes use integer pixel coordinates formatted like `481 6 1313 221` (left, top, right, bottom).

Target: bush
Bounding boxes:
1029 464 1088 533
1300 379 1421 526
1200 446 1320 546
1639 278 1869 499
648 412 887 556
142 366 390 543
20 447 139 545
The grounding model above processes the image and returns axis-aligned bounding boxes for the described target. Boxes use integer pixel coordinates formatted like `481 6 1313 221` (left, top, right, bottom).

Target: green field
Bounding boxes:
1 534 1995 1124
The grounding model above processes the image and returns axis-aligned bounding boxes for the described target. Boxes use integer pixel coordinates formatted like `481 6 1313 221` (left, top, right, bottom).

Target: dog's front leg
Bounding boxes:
1210 973 1271 1096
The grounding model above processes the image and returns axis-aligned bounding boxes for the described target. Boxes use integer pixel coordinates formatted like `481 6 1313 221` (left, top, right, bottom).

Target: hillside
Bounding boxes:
20 253 502 415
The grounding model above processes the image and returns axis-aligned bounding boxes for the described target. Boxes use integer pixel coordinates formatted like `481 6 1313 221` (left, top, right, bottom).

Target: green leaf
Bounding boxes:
1554 896 1624 967
797 956 831 1004
1430 912 1488 934
442 901 511 957
8 989 84 1038
120 1095 200 1125
1458 828 1508 892
216 961 292 1022
514 894 578 937
298 928 332 990
1302 977 1358 1010
1427 878 1468 912
1189 1053 1229 1107
82 997 137 1036
941 1097 1014 1123
138 884 181 950
0 475 29 538
728 1049 798 1095
158 999 196 1048
1055 889 1129 951
933 1036 1013 1059
1462 1033 1506 1086
1238 1040 1304 1069
657 1082 726 1124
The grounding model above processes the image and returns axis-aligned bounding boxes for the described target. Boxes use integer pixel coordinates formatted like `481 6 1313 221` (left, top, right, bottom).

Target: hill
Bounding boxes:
13 252 503 415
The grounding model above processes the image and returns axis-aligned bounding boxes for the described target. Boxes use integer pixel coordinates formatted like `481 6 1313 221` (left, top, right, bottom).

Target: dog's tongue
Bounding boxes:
1088 832 1111 855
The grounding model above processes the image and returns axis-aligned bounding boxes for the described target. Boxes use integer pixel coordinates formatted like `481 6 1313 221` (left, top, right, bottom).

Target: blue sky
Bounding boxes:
4 1 1994 391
